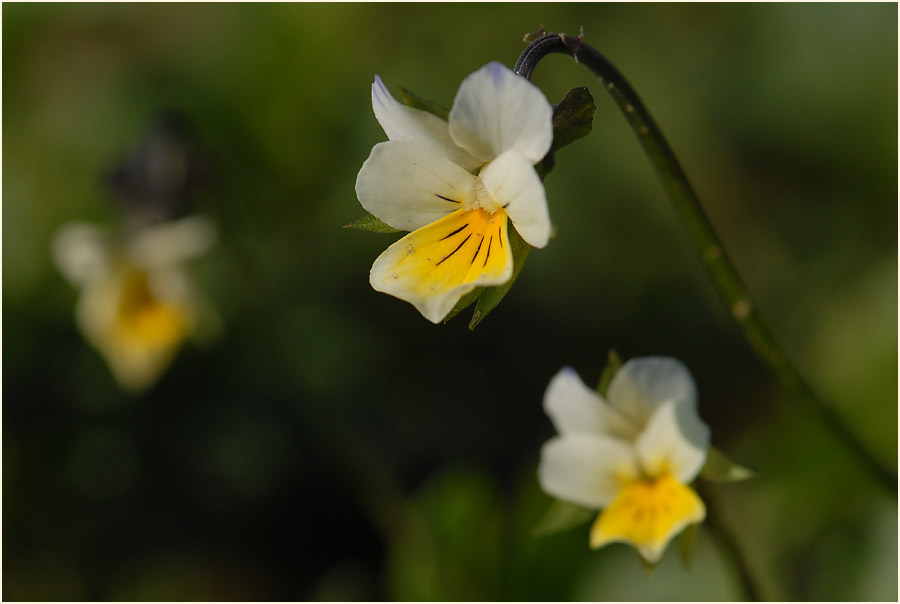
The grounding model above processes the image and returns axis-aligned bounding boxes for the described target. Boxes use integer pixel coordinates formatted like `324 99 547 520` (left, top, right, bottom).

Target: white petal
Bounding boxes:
448 62 553 164
635 400 710 484
538 434 639 509
372 75 481 171
543 367 641 439
355 141 476 231
606 357 698 428
52 222 112 285
478 150 551 248
128 215 216 268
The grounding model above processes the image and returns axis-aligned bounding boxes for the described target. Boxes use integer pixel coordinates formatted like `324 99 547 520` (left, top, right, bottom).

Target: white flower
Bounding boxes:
537 358 710 563
355 62 554 323
52 215 217 391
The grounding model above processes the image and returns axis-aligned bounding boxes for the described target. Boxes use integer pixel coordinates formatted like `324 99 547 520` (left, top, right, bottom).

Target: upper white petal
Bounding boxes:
355 141 476 231
538 434 639 509
634 399 710 484
543 367 641 440
478 150 551 248
606 357 698 429
372 75 481 171
448 62 553 164
128 215 217 268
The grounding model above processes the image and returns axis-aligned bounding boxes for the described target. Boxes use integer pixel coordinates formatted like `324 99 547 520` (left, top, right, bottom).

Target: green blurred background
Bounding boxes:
3 3 897 601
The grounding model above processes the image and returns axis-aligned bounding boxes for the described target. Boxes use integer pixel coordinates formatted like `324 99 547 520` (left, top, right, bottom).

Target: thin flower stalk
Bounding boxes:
514 31 896 495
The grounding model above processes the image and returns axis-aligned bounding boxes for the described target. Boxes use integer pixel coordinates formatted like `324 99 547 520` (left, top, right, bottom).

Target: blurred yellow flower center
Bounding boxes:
589 474 705 559
116 270 186 349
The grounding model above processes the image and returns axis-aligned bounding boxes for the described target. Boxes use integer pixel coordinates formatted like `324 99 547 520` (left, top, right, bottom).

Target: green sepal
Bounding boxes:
442 286 484 323
538 87 596 179
700 445 756 483
467 225 530 329
532 499 596 538
397 87 450 121
550 87 596 150
638 553 659 575
344 213 402 234
677 521 701 570
596 349 623 396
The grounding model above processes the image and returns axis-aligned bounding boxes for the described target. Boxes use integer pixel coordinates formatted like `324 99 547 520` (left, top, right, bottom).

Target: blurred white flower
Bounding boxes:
355 62 553 323
52 215 217 391
538 358 710 563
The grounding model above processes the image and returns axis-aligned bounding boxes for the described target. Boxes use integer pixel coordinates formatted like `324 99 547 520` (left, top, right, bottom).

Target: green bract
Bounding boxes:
595 349 623 396
344 213 401 233
699 445 756 483
532 499 595 538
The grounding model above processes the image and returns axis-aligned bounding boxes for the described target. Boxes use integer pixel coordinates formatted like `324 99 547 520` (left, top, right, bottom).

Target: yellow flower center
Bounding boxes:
116 270 187 349
589 474 706 563
471 176 503 214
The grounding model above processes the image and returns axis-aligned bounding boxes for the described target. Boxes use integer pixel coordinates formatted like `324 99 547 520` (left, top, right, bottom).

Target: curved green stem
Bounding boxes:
514 32 896 494
696 483 764 601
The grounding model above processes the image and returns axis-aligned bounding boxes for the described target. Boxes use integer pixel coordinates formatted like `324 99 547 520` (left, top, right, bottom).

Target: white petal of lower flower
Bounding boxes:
448 62 553 164
52 222 112 286
635 400 710 484
544 367 641 440
478 150 551 248
356 141 476 232
128 215 217 268
606 357 698 428
538 434 640 509
369 207 513 323
372 75 481 171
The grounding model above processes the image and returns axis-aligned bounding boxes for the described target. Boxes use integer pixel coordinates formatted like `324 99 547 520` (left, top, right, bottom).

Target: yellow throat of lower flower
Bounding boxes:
115 269 188 351
589 473 706 563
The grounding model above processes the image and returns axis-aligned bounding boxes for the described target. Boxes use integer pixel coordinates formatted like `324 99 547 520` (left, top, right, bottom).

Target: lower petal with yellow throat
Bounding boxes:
589 474 705 563
79 266 191 391
369 207 512 323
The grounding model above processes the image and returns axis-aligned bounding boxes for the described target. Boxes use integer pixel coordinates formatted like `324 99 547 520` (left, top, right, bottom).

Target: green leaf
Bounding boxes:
550 87 596 151
344 213 402 234
442 286 484 323
532 499 596 538
468 225 531 329
700 445 756 483
397 87 450 121
596 350 623 396
677 521 701 570
538 87 596 179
